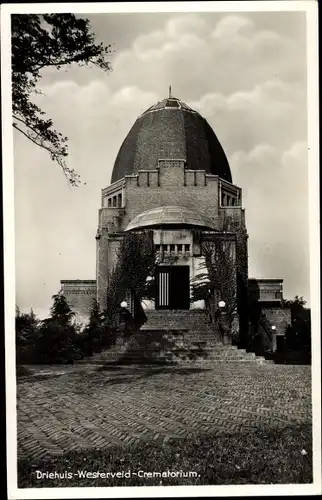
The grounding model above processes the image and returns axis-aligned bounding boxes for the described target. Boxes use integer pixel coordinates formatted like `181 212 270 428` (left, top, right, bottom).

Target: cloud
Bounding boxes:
14 82 159 317
110 12 306 98
13 12 309 316
230 141 310 302
189 79 306 156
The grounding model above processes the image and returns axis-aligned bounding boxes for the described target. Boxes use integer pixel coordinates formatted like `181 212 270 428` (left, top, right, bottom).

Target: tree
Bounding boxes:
36 292 82 364
283 296 311 351
80 299 108 355
105 231 156 326
16 307 40 364
283 295 306 315
88 298 101 327
12 14 112 185
190 212 248 346
16 307 39 341
221 215 249 345
191 238 237 323
45 292 76 329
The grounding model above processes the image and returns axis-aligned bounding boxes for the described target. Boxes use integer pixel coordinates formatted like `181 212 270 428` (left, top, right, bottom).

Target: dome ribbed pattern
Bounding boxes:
125 205 217 231
111 97 232 183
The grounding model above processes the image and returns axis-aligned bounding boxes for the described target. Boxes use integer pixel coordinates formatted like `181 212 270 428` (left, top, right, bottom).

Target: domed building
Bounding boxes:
61 93 290 351
111 96 232 183
96 95 246 313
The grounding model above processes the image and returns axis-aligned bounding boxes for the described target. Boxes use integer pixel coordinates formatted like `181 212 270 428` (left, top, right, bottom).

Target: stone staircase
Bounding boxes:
141 309 214 334
78 309 273 366
141 310 272 365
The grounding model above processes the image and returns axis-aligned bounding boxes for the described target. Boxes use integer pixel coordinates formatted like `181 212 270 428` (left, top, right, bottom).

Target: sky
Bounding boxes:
13 10 310 318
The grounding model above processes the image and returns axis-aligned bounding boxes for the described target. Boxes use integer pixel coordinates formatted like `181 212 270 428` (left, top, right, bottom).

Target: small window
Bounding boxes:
177 244 183 252
226 195 231 206
185 244 190 253
155 244 160 252
165 99 179 108
108 198 112 207
232 198 236 206
170 244 175 252
117 193 122 207
162 244 168 252
112 196 117 207
222 193 226 206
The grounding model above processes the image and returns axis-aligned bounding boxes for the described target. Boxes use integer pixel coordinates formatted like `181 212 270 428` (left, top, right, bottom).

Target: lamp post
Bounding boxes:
118 301 129 340
271 325 277 352
218 300 231 345
145 275 154 303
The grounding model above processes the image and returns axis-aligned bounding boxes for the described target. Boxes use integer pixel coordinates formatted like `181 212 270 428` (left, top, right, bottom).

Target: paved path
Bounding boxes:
17 363 311 461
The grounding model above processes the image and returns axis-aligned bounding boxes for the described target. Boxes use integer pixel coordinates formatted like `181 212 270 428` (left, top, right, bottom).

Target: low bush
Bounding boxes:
16 365 32 378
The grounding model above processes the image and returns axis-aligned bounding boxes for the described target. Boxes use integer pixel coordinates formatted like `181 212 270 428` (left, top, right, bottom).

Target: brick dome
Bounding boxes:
111 96 232 183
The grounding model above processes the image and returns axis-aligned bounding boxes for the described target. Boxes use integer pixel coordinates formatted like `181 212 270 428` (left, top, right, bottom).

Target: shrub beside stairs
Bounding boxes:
78 310 274 366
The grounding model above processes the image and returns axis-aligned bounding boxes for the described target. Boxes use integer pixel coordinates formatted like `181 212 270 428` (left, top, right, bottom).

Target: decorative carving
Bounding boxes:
158 159 186 169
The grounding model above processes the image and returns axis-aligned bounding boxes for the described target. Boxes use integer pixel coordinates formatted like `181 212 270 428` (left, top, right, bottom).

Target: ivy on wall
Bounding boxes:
104 230 156 325
190 214 248 344
191 238 237 323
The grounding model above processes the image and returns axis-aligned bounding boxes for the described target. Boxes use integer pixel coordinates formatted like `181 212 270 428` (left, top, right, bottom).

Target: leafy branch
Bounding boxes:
12 14 113 185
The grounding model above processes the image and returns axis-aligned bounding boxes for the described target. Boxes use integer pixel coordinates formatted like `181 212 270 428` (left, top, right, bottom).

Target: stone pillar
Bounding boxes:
96 228 110 312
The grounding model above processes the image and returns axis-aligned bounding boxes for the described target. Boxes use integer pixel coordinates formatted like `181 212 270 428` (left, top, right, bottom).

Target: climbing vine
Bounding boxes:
104 230 156 325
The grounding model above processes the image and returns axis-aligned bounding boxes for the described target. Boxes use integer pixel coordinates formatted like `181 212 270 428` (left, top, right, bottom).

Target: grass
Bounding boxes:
18 423 312 487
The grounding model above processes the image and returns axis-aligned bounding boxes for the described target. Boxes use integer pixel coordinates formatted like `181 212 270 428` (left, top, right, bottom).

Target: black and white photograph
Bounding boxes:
2 1 321 497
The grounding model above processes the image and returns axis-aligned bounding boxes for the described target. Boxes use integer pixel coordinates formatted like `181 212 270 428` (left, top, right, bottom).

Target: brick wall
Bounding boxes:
123 166 222 228
261 306 291 334
249 278 284 303
96 230 110 311
97 162 247 313
96 232 122 311
60 280 96 324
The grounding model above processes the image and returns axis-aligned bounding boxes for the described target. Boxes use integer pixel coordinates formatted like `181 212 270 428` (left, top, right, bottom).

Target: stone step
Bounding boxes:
143 312 210 318
142 318 212 323
143 312 210 322
143 324 212 328
79 349 265 364
77 319 274 365
144 309 207 314
79 357 273 365
144 318 208 322
79 357 272 365
144 314 209 318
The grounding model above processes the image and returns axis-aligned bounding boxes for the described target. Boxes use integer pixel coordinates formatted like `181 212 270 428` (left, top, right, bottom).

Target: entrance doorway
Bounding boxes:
276 334 285 353
156 266 190 310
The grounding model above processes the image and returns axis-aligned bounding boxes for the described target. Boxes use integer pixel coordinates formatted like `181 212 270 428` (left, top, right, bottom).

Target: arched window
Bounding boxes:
118 193 122 207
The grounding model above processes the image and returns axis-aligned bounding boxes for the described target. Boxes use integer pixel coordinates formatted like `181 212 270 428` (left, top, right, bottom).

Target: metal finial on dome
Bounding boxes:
169 85 172 98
